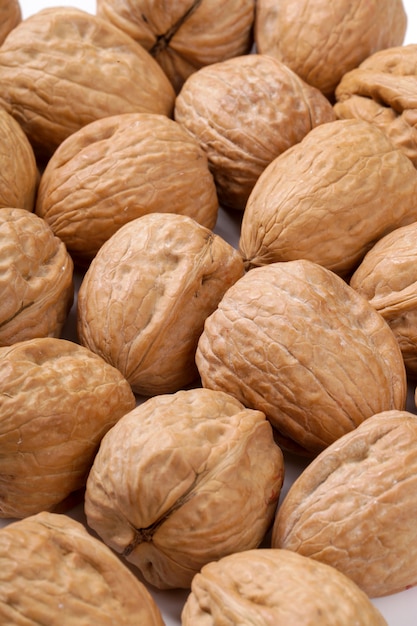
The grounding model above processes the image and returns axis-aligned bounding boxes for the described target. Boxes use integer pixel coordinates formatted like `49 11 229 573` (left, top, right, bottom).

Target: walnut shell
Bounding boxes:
335 44 417 167
174 54 336 211
350 222 417 377
0 337 136 518
0 511 164 625
96 0 255 93
0 208 74 345
239 119 417 277
0 108 38 213
255 0 407 96
0 7 175 159
195 260 407 456
181 548 388 625
272 410 417 598
35 113 219 264
0 0 21 47
77 212 244 395
84 388 284 589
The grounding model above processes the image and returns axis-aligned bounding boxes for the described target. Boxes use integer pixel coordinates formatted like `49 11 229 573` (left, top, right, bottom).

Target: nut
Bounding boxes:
96 0 255 93
0 337 136 518
0 0 21 45
0 511 164 625
255 0 407 96
239 119 417 277
195 259 407 456
77 212 244 395
0 7 175 159
174 54 335 211
35 113 219 264
181 548 388 625
84 387 284 589
272 410 417 598
0 208 74 346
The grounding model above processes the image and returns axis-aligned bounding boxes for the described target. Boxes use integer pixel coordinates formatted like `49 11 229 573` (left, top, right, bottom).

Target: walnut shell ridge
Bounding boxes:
0 0 21 45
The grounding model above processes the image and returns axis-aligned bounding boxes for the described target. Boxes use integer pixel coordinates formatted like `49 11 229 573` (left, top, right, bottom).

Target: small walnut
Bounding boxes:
77 212 244 395
0 0 21 45
96 0 255 93
35 113 219 264
0 208 74 346
181 548 388 625
0 7 175 159
0 108 38 213
174 54 335 211
255 0 407 96
239 119 417 277
0 511 165 625
85 388 284 589
0 337 136 518
196 260 407 456
272 410 417 598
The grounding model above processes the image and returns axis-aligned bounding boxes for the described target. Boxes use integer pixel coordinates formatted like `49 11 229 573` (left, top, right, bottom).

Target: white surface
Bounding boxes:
5 1 417 625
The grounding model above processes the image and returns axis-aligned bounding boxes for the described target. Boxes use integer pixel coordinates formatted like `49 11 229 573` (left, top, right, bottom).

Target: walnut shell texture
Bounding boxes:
335 44 417 167
0 337 136 518
0 208 74 346
96 0 255 93
36 113 219 264
0 0 21 45
0 108 38 213
174 54 336 211
0 7 175 158
181 548 388 625
196 260 407 456
272 410 417 598
85 388 284 589
239 119 417 277
255 0 407 96
77 213 244 395
0 511 164 625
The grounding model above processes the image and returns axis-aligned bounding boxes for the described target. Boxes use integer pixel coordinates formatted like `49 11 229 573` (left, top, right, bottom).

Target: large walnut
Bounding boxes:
181 548 388 625
0 7 175 159
0 337 136 518
0 208 74 346
96 0 255 93
85 388 284 589
0 512 164 625
174 54 335 211
335 44 417 167
77 213 244 395
0 108 38 213
0 0 21 46
239 119 417 277
255 0 407 97
272 410 417 598
196 260 407 456
35 113 219 264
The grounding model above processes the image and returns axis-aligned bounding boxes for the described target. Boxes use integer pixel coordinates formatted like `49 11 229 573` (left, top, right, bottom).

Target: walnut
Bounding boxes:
0 0 21 45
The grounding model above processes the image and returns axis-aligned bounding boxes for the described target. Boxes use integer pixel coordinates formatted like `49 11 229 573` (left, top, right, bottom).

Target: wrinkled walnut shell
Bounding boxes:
85 388 284 589
0 337 136 518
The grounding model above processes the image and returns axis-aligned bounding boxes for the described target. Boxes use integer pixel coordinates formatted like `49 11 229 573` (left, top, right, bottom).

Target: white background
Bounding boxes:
9 1 417 625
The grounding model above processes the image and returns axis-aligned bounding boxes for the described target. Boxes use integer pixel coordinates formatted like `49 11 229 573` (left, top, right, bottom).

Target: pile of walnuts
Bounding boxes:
1 0 417 623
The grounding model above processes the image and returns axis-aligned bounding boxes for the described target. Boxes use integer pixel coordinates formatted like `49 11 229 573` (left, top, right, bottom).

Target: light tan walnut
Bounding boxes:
272 410 417 598
335 44 417 167
0 511 164 625
239 119 417 277
174 54 335 211
0 337 136 518
35 113 218 264
0 0 21 47
0 108 38 213
0 208 74 346
195 260 407 456
181 548 388 625
0 7 175 159
96 0 255 93
77 213 244 395
84 388 284 589
255 0 407 97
